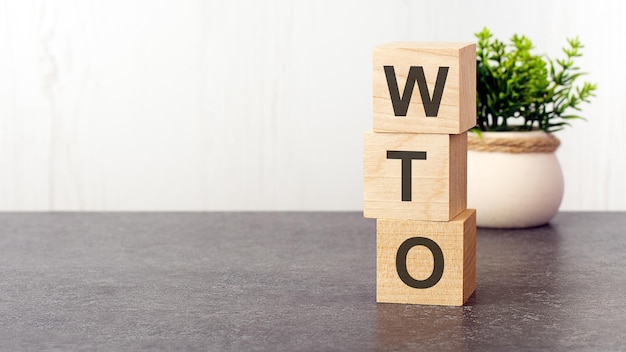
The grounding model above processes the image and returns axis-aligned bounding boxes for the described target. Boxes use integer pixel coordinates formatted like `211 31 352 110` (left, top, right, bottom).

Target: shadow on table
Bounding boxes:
475 223 564 306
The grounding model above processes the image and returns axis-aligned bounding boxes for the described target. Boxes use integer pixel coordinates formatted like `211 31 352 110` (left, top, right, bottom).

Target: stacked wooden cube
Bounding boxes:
364 42 477 306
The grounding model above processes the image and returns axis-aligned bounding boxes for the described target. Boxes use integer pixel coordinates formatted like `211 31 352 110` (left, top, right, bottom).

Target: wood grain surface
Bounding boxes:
0 1 623 210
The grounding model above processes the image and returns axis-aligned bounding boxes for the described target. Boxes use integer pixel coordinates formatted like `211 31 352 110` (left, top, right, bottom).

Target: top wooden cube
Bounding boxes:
373 42 476 134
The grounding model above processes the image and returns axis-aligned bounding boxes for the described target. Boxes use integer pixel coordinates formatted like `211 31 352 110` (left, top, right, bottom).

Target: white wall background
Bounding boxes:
0 0 624 211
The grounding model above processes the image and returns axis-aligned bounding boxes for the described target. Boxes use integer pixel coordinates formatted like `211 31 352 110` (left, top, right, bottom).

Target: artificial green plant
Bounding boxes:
475 27 597 133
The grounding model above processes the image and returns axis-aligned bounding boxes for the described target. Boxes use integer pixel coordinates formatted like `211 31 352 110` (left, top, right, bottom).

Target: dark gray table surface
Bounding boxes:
1 212 625 351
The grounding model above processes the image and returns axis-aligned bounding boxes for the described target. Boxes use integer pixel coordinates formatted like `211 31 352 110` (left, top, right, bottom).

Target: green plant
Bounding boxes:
475 27 597 133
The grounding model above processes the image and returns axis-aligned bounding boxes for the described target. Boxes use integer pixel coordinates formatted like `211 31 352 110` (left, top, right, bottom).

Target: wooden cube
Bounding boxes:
363 131 467 221
373 42 476 134
376 209 476 306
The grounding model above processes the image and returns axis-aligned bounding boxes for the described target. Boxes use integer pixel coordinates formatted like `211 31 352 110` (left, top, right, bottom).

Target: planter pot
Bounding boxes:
467 131 564 228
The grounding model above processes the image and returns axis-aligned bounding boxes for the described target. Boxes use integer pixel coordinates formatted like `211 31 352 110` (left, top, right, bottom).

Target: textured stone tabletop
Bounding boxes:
1 212 625 351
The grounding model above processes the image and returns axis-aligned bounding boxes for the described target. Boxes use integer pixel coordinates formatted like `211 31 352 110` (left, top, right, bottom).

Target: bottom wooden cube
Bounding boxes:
377 209 476 306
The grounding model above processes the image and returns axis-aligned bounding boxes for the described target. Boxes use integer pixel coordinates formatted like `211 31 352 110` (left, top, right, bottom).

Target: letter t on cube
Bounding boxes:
363 131 467 221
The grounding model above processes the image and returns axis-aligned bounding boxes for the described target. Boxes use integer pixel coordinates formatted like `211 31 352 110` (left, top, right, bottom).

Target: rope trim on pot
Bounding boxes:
468 133 560 153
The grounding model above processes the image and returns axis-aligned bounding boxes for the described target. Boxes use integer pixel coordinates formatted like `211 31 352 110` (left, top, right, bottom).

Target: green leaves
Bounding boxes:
475 28 597 133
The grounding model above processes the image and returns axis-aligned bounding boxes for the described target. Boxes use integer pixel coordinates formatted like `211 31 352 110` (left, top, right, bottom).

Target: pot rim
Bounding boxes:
468 131 560 153
470 130 553 139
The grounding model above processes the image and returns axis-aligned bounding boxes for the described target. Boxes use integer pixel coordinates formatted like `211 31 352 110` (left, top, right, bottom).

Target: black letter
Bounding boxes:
383 66 449 117
384 66 411 116
386 151 427 201
396 237 444 289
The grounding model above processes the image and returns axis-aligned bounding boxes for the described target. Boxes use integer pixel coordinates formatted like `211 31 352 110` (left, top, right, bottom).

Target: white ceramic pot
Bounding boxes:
467 131 564 228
